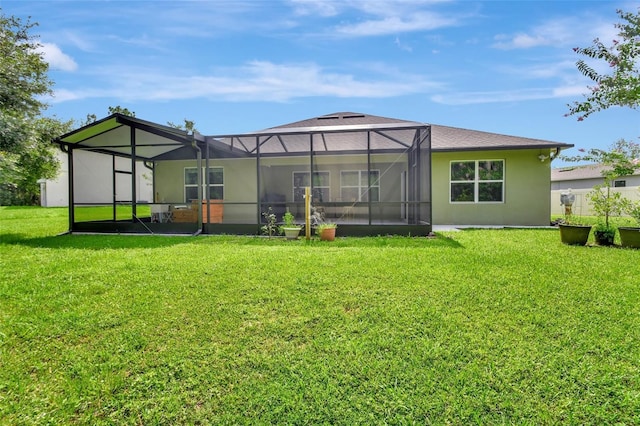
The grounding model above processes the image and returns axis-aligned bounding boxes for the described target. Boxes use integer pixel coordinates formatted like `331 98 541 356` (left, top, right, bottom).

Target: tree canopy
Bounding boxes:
566 8 640 120
0 9 71 205
0 10 52 152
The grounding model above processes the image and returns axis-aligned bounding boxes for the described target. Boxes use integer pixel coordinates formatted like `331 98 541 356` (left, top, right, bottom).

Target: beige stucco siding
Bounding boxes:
154 153 410 222
432 149 551 226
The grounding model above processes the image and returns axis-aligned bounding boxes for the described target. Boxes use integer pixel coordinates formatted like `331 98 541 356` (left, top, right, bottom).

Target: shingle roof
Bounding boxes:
430 124 572 151
264 112 572 151
262 111 419 130
551 164 640 181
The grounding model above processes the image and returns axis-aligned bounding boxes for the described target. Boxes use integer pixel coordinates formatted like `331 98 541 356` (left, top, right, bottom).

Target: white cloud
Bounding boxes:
35 43 78 71
492 13 621 50
288 0 341 17
48 61 442 104
493 19 575 50
431 84 587 106
335 11 457 36
395 37 413 52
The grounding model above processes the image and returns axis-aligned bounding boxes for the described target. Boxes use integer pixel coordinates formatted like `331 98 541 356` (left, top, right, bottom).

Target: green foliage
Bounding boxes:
587 184 628 228
107 105 135 117
167 118 198 133
315 222 337 231
627 191 640 225
261 207 277 237
282 210 295 227
2 208 640 424
0 116 73 205
0 10 52 153
563 139 640 228
567 8 640 120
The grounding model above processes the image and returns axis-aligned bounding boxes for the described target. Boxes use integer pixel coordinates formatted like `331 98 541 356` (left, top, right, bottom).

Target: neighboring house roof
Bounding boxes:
552 164 640 182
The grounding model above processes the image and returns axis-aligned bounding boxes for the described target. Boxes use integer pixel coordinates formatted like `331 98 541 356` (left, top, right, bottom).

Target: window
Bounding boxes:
614 180 626 188
293 171 330 202
341 170 380 202
185 167 224 202
450 160 504 203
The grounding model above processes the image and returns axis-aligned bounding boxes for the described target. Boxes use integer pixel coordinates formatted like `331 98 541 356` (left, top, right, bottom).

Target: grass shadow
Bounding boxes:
1 232 464 250
0 232 196 250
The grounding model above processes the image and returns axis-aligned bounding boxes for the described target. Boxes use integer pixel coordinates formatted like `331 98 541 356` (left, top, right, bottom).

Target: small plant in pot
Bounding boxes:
316 222 337 241
280 211 302 240
587 184 626 246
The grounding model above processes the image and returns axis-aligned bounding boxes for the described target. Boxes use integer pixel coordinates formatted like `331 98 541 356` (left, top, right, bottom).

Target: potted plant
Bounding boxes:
562 140 640 246
280 211 302 240
316 222 337 241
619 195 640 248
558 213 592 246
587 183 626 246
557 190 592 245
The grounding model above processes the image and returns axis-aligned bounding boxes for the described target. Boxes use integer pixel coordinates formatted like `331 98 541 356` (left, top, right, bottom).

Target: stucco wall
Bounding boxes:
154 153 411 223
432 149 551 226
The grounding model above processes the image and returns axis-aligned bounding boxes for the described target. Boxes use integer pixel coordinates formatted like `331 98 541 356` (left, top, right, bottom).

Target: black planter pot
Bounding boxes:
594 230 615 246
619 227 640 249
559 224 591 246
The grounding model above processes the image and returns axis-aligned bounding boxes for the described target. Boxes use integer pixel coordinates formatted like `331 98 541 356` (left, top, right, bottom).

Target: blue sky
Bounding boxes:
3 0 639 163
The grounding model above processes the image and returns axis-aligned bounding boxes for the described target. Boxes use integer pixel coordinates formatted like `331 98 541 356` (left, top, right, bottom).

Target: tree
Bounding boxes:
167 118 198 134
0 10 52 152
107 105 135 117
562 139 640 232
0 116 73 205
566 8 640 120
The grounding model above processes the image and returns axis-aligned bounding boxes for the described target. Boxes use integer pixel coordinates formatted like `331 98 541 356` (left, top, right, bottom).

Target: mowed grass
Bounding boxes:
1 207 639 424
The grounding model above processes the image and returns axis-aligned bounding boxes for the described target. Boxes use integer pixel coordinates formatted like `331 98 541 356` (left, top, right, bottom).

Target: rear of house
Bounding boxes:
51 112 572 234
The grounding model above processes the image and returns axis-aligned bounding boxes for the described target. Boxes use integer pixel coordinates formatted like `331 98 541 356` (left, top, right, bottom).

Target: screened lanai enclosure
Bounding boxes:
55 112 432 236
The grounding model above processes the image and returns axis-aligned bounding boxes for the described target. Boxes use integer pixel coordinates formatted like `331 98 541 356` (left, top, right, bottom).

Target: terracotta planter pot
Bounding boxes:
619 227 640 249
559 224 591 246
319 227 336 241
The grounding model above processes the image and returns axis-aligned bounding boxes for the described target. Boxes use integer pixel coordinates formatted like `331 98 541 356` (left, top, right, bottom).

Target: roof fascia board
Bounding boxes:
55 114 121 144
115 115 192 145
433 143 574 152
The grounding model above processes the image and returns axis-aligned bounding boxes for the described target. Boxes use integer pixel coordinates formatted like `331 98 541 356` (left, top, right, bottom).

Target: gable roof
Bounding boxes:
54 113 203 161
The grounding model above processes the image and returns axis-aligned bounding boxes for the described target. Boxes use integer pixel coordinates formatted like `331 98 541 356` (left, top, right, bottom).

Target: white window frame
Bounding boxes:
449 160 504 204
340 170 380 202
184 166 224 202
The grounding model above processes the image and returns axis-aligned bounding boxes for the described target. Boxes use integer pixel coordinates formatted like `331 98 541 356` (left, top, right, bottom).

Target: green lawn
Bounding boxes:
1 207 639 424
